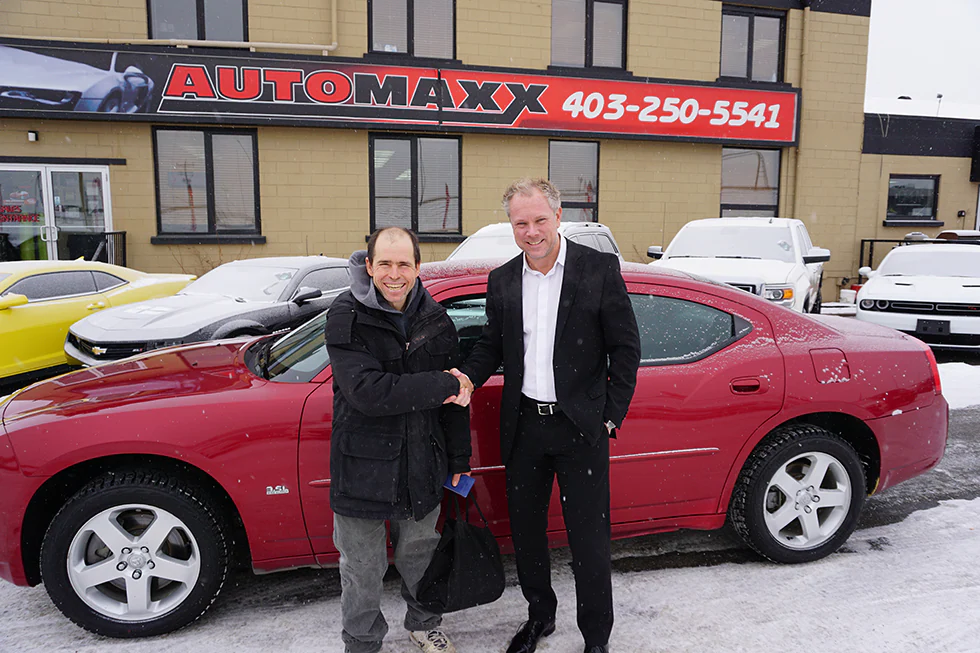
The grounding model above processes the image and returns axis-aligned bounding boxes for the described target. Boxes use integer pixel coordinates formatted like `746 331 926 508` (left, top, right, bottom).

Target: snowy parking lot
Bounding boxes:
1 361 978 653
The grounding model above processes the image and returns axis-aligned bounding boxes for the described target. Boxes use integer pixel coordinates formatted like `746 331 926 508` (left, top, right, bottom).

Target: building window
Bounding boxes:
148 0 247 41
370 0 454 58
370 135 461 236
552 0 626 69
721 148 780 217
887 175 940 220
549 141 598 222
720 6 784 83
153 129 260 235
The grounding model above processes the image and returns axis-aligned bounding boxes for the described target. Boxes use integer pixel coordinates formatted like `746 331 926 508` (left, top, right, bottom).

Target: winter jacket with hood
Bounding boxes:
325 250 471 520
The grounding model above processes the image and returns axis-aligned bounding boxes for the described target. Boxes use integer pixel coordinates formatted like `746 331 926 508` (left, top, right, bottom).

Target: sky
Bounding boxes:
865 0 980 119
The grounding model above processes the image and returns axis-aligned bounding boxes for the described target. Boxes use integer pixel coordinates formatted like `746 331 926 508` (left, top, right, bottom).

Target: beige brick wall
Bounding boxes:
857 154 978 262
249 0 366 58
600 139 721 261
457 0 550 69
786 9 870 300
0 0 147 40
629 0 720 81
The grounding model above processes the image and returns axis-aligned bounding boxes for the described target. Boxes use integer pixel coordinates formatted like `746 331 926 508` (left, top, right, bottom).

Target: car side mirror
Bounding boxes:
803 247 831 264
292 287 322 305
858 266 876 279
0 293 28 310
647 245 664 260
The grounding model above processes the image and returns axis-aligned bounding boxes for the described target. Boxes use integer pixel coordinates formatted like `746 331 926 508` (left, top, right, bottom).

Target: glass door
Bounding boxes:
49 168 113 262
0 167 48 262
0 165 112 262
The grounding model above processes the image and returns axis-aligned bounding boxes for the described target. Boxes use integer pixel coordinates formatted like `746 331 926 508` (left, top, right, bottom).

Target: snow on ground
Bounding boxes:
939 362 980 410
1 497 979 653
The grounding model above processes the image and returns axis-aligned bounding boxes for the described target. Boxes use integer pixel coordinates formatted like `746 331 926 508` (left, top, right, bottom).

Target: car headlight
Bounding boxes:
859 299 875 310
875 300 890 310
763 286 794 302
147 340 184 350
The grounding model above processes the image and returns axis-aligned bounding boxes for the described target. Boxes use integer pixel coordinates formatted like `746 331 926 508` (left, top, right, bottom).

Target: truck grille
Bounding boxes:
728 283 758 295
884 302 980 317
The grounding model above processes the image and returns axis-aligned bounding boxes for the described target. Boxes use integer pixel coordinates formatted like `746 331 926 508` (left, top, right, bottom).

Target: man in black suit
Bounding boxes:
452 178 640 653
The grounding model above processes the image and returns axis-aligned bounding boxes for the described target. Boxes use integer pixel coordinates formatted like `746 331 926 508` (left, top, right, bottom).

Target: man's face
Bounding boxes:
508 189 562 264
366 232 420 311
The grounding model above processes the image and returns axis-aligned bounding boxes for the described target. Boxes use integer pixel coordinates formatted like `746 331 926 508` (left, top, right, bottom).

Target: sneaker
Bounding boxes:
409 628 457 653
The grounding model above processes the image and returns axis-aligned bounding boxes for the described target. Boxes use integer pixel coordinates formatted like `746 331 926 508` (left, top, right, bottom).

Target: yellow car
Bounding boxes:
0 260 194 388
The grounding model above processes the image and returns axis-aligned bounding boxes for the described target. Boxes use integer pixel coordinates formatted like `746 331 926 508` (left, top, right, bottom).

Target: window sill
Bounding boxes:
361 52 463 67
715 76 793 89
882 220 944 228
547 66 633 80
364 234 464 244
151 234 266 245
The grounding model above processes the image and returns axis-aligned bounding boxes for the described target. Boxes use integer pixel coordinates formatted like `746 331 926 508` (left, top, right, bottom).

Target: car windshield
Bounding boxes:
250 311 330 383
449 235 520 260
181 265 298 302
667 225 796 263
878 248 980 277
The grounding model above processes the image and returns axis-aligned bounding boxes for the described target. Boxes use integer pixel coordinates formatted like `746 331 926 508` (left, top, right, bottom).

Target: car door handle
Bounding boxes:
86 302 106 310
730 377 766 394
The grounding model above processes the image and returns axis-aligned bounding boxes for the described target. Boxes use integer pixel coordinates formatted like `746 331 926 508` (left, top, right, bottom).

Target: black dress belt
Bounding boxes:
521 394 562 416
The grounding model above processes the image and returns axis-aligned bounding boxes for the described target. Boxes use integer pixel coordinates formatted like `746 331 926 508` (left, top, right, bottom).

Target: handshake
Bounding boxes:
443 368 475 407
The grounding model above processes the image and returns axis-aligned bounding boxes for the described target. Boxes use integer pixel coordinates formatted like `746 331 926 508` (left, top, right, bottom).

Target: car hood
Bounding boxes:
70 293 275 341
1 341 254 426
655 258 796 286
860 275 980 302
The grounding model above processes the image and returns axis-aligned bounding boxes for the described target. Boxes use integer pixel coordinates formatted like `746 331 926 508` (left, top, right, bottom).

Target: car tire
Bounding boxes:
40 469 229 638
97 93 122 113
728 424 865 563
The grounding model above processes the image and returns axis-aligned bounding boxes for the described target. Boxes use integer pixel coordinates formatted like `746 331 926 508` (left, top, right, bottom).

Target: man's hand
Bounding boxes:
442 370 473 406
451 471 472 487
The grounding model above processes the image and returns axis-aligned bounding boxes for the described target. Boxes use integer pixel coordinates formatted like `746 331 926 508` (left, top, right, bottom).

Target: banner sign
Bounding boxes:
0 40 799 145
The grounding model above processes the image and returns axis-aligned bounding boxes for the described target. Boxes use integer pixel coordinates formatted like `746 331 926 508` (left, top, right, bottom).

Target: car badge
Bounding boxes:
266 484 290 496
91 346 107 356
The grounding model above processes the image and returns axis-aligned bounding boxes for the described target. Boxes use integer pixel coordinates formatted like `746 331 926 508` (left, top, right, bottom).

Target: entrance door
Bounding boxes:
0 167 48 261
0 165 112 262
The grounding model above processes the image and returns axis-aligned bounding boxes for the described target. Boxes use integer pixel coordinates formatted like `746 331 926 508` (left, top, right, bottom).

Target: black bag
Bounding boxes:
416 494 506 613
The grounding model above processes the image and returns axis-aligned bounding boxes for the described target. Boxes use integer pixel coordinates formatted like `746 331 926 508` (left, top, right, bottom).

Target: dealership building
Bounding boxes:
1 0 978 298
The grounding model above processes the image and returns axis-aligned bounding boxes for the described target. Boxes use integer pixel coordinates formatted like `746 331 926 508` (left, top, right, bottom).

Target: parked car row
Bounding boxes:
0 259 948 638
0 256 351 391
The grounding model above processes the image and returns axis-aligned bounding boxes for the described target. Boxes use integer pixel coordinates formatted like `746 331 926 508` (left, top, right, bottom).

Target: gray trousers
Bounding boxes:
333 507 443 653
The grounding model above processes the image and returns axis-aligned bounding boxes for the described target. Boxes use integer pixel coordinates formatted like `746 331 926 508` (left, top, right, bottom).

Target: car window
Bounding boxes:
569 233 600 250
595 234 619 254
296 267 350 293
442 295 490 362
797 226 813 253
630 293 752 365
254 311 330 383
92 271 127 291
668 224 796 263
3 271 98 301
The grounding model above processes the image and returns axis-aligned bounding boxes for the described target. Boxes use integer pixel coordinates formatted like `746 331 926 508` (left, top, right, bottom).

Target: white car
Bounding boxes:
856 243 980 349
447 221 623 262
648 217 830 313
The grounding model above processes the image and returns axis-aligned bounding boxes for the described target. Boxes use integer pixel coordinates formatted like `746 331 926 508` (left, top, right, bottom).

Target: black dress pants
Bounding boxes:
505 398 612 647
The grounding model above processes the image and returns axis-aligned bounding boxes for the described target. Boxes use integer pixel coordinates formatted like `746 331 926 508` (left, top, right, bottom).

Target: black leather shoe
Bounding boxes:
584 646 608 653
504 619 556 653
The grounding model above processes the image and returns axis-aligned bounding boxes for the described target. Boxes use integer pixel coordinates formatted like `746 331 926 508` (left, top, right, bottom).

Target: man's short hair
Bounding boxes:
366 226 421 265
501 178 562 218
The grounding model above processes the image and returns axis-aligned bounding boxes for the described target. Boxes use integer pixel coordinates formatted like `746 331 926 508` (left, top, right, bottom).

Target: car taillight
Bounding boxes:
911 337 942 395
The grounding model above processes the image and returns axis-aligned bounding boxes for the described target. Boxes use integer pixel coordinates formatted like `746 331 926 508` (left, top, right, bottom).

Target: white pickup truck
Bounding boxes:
648 217 831 313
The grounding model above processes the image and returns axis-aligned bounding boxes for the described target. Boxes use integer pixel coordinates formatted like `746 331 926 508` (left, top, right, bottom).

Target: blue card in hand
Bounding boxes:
443 473 475 497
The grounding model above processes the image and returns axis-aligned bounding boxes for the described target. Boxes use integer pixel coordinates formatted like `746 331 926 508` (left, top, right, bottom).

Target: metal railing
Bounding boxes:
60 230 127 266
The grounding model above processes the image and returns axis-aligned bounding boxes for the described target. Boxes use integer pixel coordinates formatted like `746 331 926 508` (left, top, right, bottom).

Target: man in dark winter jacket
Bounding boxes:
325 227 472 653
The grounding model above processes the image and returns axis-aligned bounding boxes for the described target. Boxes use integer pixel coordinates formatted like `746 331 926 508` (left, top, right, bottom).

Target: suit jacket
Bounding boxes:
461 239 641 466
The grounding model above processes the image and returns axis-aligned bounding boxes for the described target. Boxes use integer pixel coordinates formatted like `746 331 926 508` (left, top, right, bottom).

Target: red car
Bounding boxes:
0 262 948 637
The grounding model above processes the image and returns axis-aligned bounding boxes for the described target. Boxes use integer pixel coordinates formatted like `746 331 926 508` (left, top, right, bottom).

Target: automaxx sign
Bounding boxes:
0 39 799 145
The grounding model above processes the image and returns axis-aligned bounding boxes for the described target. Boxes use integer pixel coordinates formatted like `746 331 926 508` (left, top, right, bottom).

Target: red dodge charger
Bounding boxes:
0 262 948 637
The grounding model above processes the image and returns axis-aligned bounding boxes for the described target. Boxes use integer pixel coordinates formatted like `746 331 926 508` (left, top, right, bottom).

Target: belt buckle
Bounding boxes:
537 403 554 416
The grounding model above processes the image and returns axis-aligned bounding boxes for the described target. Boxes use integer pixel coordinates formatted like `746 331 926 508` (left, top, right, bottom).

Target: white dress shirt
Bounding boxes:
520 235 566 402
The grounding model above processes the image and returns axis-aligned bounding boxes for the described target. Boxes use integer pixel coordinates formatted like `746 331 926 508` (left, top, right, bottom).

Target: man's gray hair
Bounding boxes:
501 178 561 218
